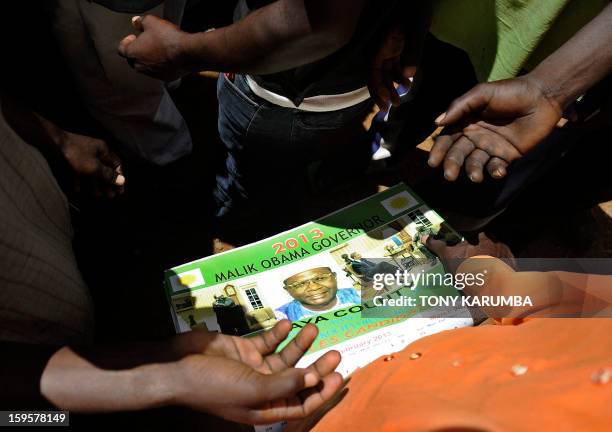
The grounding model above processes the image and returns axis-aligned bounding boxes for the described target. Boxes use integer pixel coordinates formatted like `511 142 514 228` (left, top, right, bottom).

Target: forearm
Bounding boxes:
0 96 65 152
0 339 183 412
31 112 67 150
41 346 178 412
181 0 364 74
3 333 261 414
529 3 612 109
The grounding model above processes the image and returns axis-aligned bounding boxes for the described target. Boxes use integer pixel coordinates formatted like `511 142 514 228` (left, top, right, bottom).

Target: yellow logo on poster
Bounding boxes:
389 196 409 209
170 269 205 293
179 274 198 286
381 190 417 216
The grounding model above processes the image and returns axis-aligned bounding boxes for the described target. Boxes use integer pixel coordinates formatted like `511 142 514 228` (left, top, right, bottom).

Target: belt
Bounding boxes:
245 75 371 112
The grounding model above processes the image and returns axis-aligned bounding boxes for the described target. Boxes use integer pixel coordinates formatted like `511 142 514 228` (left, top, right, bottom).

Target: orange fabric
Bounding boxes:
307 319 612 431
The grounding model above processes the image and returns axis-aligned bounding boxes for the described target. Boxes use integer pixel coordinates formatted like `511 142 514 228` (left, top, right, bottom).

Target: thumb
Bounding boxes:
437 84 492 126
96 162 121 187
399 65 416 88
259 369 318 402
96 142 125 186
131 15 144 31
402 65 417 80
117 34 137 57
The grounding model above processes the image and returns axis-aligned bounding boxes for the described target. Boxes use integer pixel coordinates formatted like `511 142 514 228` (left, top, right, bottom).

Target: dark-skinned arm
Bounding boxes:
528 2 612 110
1 95 124 198
1 321 343 425
429 3 612 182
118 0 366 81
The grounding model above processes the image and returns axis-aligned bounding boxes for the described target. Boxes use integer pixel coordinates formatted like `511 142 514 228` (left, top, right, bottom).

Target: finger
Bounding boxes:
395 65 415 90
300 372 344 415
94 145 124 187
256 349 340 417
464 232 494 257
425 236 449 258
436 83 493 126
117 34 137 58
376 87 390 110
277 323 318 368
427 237 473 274
250 372 344 423
401 65 417 84
114 174 126 187
98 148 121 169
139 14 158 29
305 350 341 379
384 61 401 107
486 157 509 179
368 70 390 110
114 164 125 193
478 232 490 243
428 130 461 167
387 84 400 108
443 135 475 181
131 15 143 31
463 127 522 162
256 368 314 402
251 319 292 356
97 163 119 186
491 238 515 261
464 148 490 183
97 147 125 185
98 148 123 170
283 372 345 421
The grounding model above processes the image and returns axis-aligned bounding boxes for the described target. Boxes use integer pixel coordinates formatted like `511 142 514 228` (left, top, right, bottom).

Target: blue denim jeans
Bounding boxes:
215 73 374 231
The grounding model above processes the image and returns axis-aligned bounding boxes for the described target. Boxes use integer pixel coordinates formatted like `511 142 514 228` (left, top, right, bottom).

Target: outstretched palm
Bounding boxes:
172 320 343 424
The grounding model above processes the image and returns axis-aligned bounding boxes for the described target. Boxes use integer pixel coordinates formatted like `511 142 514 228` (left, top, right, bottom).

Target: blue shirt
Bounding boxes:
275 288 361 321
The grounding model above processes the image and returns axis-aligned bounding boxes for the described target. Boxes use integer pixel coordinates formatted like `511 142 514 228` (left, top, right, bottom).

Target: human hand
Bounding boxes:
424 232 515 274
171 320 333 374
118 15 191 82
368 26 417 109
428 75 563 182
170 321 343 424
58 130 125 198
